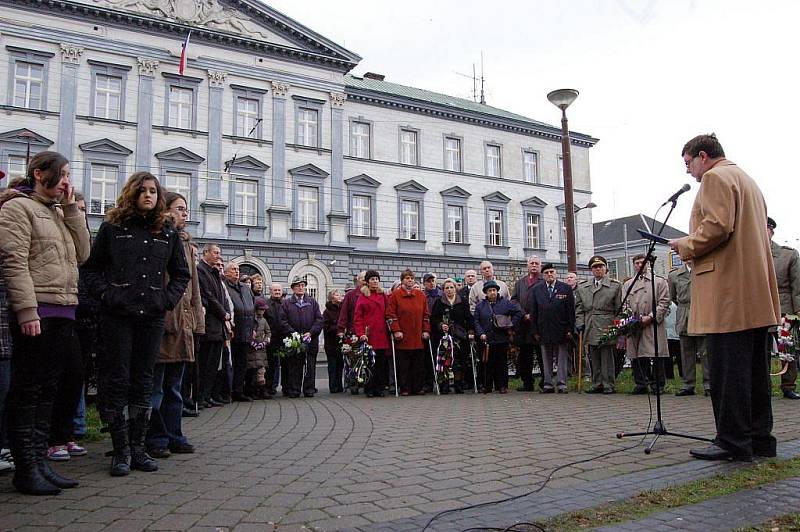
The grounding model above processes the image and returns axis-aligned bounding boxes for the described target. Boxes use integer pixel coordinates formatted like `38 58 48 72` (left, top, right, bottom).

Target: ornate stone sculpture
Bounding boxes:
60 44 84 64
137 57 160 76
207 69 228 88
329 92 346 107
270 81 290 98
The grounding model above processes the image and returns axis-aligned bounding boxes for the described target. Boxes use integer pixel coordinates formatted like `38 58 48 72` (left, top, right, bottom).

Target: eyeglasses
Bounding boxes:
684 155 699 168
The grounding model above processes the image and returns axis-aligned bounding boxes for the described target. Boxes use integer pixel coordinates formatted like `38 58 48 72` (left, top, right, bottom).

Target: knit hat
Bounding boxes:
482 280 500 293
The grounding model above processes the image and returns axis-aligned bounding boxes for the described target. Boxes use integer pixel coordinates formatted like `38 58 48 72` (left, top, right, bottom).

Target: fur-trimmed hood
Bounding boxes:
360 284 384 296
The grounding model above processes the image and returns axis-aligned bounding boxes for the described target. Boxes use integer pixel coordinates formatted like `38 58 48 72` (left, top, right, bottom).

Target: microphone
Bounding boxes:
662 183 691 206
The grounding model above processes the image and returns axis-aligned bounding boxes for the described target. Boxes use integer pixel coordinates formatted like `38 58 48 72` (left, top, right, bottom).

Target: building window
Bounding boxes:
401 200 419 240
94 74 122 120
488 209 504 246
236 97 260 137
164 170 192 214
523 151 538 183
444 136 461 172
486 144 501 177
7 154 27 179
302 273 319 301
352 194 371 236
297 185 319 230
608 259 619 279
560 214 568 251
558 156 564 187
400 128 417 165
168 86 193 129
14 61 44 109
526 213 541 249
89 163 118 215
350 121 370 158
297 108 319 147
447 205 464 243
234 179 258 226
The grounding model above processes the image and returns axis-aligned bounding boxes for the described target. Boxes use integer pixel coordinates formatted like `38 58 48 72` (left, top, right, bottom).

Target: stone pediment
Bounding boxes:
345 174 381 188
394 180 428 193
79 138 133 156
440 186 471 198
482 191 511 203
0 128 54 147
521 196 547 208
83 0 361 65
224 154 269 171
289 163 329 179
155 146 205 163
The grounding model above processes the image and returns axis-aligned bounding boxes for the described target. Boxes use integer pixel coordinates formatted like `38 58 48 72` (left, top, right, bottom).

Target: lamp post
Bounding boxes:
548 88 579 272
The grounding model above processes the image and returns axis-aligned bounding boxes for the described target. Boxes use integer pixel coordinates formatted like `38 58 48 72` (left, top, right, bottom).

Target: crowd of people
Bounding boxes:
0 136 796 493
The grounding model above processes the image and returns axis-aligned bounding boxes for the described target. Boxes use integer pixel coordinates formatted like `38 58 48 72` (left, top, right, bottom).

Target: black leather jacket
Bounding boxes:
81 218 190 318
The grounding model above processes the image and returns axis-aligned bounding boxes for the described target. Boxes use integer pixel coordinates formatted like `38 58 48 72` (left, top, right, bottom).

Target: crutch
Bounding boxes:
428 339 441 395
577 331 584 393
387 321 399 397
469 338 479 393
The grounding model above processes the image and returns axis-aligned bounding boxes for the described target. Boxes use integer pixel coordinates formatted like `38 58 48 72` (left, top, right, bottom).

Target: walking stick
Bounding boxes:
387 321 399 397
428 338 440 395
577 331 584 393
469 338 479 393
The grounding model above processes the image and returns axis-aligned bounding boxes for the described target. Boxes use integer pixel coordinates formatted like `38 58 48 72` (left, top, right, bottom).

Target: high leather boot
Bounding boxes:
107 413 131 477
129 408 157 472
9 403 60 495
35 399 78 489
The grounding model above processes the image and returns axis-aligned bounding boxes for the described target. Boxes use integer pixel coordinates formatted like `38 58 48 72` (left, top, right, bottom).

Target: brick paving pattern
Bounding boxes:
1 379 799 531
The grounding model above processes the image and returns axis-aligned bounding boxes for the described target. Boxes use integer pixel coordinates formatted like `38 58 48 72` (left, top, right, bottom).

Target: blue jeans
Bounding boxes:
146 362 188 450
73 391 86 437
0 359 11 449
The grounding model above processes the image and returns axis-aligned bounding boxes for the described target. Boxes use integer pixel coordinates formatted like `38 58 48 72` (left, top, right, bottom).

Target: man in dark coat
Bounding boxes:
223 262 256 402
422 273 442 392
264 282 285 396
511 255 542 391
279 277 323 398
529 264 575 393
195 244 229 407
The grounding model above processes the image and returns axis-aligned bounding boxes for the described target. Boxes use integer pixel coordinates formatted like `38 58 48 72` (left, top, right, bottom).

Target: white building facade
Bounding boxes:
0 0 597 298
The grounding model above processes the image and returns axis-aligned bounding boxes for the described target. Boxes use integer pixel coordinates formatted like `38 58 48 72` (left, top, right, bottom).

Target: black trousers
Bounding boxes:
326 347 344 393
230 341 248 395
281 352 304 396
707 328 775 458
49 330 83 445
485 343 509 392
631 358 668 388
197 339 223 403
366 349 388 395
97 315 164 421
265 348 279 394
517 342 536 389
302 343 319 395
396 349 424 394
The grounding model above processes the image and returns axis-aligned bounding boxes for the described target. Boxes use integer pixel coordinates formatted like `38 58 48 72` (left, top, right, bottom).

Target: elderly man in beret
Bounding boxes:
575 256 622 394
279 277 323 398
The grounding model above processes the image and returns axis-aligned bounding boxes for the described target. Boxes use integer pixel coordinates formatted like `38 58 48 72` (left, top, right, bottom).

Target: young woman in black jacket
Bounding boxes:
82 172 190 477
430 278 473 393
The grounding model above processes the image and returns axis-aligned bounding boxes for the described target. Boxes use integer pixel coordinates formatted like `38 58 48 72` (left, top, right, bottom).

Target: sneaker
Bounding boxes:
47 445 70 461
66 441 87 457
0 449 14 473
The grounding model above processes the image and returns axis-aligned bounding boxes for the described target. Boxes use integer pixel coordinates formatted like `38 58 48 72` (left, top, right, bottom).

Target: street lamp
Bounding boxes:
572 202 596 260
548 88 579 272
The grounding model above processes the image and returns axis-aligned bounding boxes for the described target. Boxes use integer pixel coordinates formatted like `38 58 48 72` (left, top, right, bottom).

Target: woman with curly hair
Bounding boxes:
82 172 190 477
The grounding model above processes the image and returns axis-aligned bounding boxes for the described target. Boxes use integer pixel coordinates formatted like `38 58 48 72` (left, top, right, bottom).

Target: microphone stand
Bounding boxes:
615 197 712 454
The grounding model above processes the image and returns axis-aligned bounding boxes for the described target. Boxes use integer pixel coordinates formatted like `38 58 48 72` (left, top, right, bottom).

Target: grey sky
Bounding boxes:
268 0 800 247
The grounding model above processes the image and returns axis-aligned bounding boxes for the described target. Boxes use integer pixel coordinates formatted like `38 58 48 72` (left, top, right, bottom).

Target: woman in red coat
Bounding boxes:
353 270 389 397
386 269 431 395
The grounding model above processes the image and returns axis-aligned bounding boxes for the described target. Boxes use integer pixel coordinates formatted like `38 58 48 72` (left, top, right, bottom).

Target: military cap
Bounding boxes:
588 255 608 268
767 217 777 230
541 262 556 273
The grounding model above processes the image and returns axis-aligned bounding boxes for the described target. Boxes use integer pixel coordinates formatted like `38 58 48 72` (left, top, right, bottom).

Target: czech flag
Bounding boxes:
179 31 191 75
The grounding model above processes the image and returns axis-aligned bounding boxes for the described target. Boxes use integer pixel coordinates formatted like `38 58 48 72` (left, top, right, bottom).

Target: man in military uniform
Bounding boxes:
669 263 711 396
768 217 800 400
575 256 622 393
623 254 671 394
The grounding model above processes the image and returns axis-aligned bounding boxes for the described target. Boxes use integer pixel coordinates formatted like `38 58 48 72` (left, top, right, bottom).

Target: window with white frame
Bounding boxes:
14 61 44 109
350 121 370 158
164 171 192 214
352 194 371 236
234 179 258 226
447 205 464 243
297 107 319 147
560 214 568 251
401 200 419 240
486 144 501 177
488 209 504 246
303 273 319 301
297 185 319 230
89 163 118 215
7 155 27 179
400 129 418 165
526 213 541 249
236 97 260 137
558 156 564 187
168 86 193 129
523 151 538 183
94 74 122 120
444 137 461 172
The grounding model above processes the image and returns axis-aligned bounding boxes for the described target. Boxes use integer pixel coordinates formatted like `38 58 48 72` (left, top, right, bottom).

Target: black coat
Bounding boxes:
265 295 285 354
197 260 228 341
81 218 190 318
430 295 472 342
323 301 341 355
529 280 576 345
224 279 256 343
511 275 542 344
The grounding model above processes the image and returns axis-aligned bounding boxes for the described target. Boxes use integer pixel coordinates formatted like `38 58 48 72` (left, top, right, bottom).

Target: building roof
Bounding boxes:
345 74 598 147
593 214 687 249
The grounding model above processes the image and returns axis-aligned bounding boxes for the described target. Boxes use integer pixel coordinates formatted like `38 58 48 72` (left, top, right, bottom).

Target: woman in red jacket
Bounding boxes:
386 269 431 396
353 270 389 397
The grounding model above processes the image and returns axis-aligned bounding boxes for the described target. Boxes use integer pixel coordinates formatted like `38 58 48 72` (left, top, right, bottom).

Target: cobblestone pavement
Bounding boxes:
1 379 799 531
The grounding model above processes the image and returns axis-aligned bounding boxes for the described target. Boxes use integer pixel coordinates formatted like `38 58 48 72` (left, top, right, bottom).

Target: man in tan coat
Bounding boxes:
767 217 800 400
671 134 780 461
622 254 671 394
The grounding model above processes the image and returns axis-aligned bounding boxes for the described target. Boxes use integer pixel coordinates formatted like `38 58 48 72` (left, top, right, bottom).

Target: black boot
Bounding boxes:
129 408 157 472
107 414 131 477
39 461 78 489
9 404 60 495
35 399 77 489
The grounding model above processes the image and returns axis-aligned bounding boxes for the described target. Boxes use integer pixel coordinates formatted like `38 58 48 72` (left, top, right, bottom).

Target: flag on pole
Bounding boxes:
179 31 191 75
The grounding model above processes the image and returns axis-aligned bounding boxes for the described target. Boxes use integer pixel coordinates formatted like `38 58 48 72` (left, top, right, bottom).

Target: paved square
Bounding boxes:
2 380 799 531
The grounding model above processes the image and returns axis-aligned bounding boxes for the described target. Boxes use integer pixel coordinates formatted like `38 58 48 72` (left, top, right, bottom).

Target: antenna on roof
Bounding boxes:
479 51 486 105
453 54 487 104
